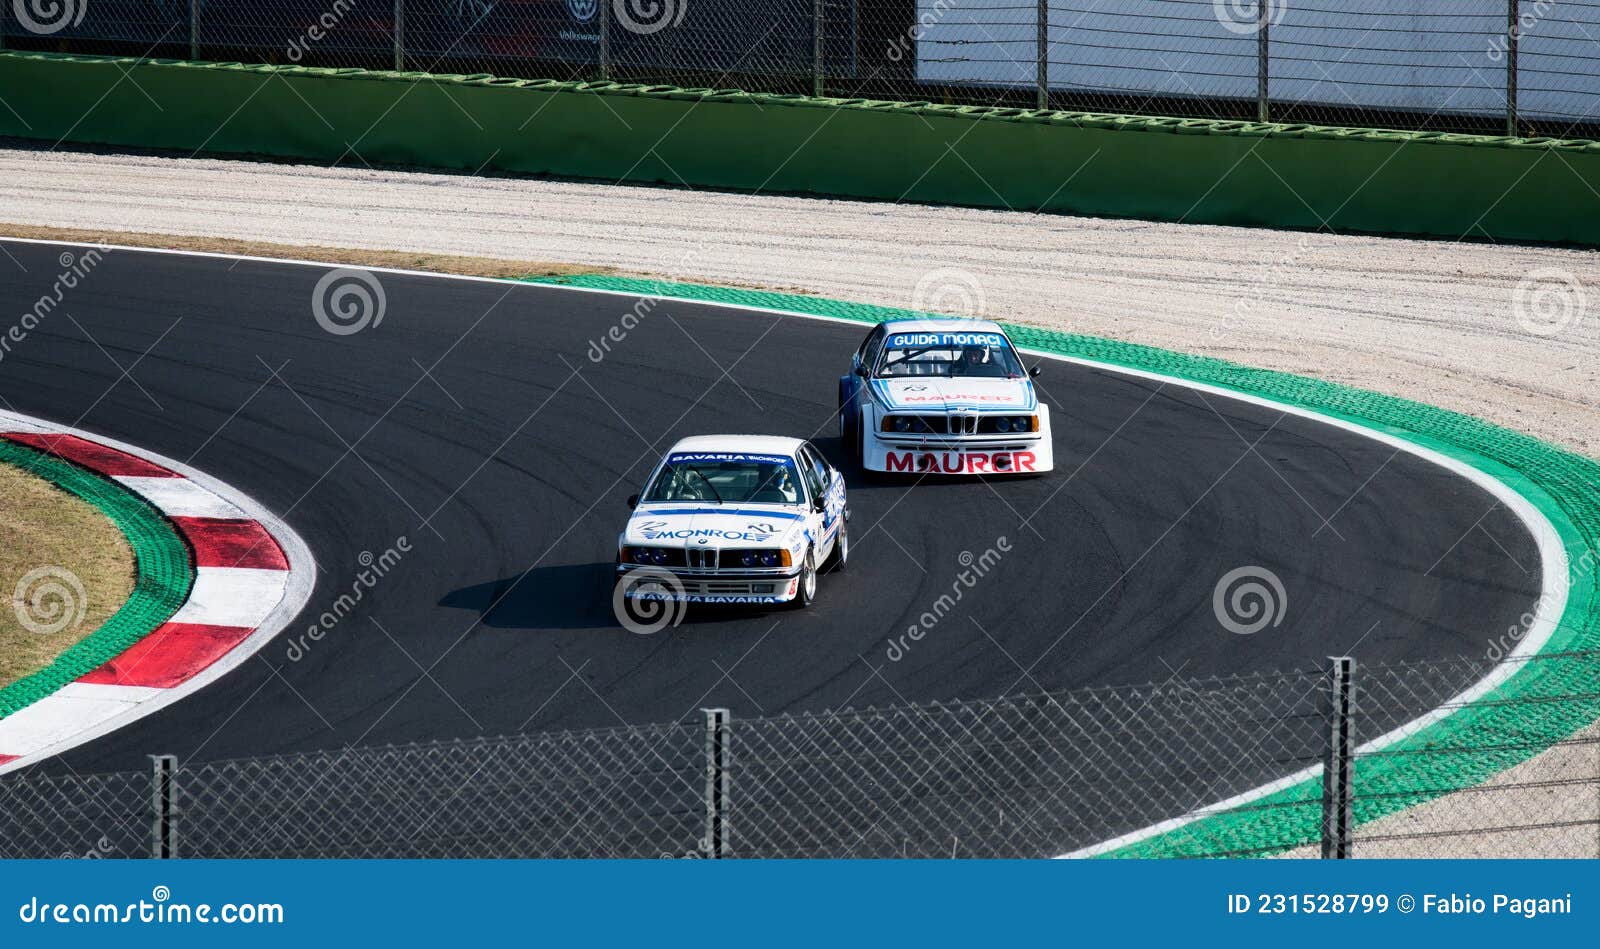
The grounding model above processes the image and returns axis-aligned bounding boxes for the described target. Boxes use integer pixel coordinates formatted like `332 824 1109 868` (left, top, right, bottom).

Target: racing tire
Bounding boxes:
823 519 849 573
788 547 818 609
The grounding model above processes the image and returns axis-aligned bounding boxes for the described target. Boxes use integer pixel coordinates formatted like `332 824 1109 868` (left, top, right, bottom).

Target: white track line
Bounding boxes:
0 238 1565 858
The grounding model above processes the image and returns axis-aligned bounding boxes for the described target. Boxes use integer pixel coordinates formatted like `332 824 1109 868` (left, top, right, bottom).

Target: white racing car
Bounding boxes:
615 435 848 622
838 319 1053 475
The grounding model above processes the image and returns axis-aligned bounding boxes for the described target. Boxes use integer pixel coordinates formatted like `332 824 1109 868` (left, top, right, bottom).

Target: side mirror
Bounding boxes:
854 365 870 378
812 496 826 513
1029 366 1041 378
626 494 639 509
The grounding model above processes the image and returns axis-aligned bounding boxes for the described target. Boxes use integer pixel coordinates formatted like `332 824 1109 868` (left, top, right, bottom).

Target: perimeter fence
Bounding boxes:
2 1 1598 137
2 648 1597 859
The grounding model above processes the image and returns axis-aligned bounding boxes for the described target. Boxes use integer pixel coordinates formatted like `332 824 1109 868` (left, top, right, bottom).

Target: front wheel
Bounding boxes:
788 547 818 609
823 519 848 573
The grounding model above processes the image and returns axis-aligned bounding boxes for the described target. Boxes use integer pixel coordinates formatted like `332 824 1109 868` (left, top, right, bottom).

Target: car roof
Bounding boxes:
666 435 806 457
879 318 1008 336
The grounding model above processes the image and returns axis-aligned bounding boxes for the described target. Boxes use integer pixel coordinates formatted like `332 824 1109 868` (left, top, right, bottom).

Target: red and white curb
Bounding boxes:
0 410 314 773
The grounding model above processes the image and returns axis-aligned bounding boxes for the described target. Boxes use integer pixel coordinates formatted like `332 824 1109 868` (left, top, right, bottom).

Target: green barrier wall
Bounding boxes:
3 52 1599 246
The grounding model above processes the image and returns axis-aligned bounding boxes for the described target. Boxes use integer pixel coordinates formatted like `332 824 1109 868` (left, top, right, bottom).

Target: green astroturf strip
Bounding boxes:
0 439 194 718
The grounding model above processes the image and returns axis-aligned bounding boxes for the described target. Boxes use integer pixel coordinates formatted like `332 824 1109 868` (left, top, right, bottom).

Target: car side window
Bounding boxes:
858 326 884 373
799 446 828 501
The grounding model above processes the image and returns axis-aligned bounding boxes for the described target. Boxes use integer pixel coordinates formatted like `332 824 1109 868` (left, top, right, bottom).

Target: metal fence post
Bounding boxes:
812 0 825 97
1256 0 1270 122
1036 0 1049 111
599 2 612 80
1506 0 1520 136
701 708 731 858
393 0 404 71
1320 657 1355 859
148 754 178 859
189 0 199 61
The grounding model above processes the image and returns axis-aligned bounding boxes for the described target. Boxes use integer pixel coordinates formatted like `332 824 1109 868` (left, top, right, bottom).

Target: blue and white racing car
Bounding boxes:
616 435 848 619
839 319 1053 475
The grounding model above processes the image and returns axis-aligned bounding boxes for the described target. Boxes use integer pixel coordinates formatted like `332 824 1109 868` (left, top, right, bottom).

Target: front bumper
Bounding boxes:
864 429 1054 475
615 563 803 605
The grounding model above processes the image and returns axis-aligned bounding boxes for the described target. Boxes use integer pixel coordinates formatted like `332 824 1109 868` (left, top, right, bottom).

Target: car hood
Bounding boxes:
873 376 1035 412
624 505 807 548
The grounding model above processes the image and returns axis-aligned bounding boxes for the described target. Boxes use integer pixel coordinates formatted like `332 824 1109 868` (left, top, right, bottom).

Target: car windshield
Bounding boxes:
874 331 1023 379
643 453 803 505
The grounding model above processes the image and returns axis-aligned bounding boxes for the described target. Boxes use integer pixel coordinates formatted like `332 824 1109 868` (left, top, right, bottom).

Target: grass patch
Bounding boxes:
0 461 134 688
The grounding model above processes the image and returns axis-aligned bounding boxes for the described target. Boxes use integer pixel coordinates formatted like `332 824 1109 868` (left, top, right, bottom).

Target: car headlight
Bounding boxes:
630 547 652 564
760 551 780 567
994 417 1012 433
892 416 911 433
740 551 758 568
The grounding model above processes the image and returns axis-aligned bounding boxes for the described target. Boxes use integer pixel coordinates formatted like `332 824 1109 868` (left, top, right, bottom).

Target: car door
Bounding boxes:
799 444 843 554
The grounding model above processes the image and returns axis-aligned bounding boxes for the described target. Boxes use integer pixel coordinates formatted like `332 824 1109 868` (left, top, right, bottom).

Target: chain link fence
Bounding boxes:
2 2 1598 137
3 648 1596 859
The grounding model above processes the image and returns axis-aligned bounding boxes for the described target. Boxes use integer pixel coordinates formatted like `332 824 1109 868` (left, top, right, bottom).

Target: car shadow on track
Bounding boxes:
439 563 792 630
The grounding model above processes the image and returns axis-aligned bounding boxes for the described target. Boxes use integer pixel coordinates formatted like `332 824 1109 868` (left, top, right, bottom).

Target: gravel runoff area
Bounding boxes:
3 142 1598 856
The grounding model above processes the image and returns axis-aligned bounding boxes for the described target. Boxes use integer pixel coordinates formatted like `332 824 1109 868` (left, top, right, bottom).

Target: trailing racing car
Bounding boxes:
838 319 1053 475
615 435 848 621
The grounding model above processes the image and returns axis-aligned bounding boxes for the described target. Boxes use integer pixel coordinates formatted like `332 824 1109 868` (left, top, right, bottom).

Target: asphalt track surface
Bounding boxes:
0 241 1542 780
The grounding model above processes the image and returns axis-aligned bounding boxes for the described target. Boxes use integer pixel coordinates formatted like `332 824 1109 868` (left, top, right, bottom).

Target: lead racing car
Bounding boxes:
615 435 848 624
838 319 1053 475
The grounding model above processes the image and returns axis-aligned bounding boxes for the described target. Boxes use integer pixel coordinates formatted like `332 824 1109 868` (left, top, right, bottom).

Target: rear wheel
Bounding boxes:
788 547 818 609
